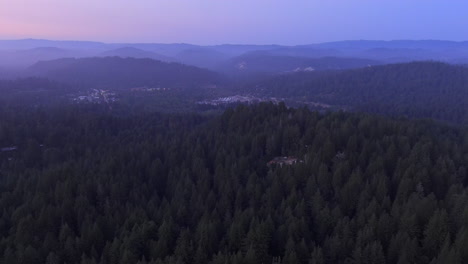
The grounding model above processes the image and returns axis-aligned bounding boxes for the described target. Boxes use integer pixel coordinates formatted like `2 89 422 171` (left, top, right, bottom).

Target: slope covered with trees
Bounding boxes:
0 103 467 264
27 57 225 89
249 62 468 124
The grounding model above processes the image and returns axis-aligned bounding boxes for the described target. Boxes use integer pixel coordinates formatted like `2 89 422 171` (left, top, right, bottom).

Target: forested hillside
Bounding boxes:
0 104 467 264
249 62 468 124
27 57 225 89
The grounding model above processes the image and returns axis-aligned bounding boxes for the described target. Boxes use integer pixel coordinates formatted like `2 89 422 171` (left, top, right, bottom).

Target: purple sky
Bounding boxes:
1 0 467 45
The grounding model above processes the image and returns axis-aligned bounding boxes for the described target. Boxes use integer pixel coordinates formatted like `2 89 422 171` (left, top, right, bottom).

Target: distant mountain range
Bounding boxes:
0 47 92 68
2 39 468 70
220 52 381 74
2 38 468 51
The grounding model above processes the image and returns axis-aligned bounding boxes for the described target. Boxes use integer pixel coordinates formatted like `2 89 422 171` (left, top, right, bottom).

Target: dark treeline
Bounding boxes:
0 103 467 264
249 62 468 124
0 78 75 107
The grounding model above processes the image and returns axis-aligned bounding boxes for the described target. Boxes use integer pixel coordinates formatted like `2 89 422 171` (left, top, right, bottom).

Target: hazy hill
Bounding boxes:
359 48 441 61
0 47 89 68
220 52 381 74
28 57 225 89
249 61 468 123
0 38 106 50
263 40 468 63
307 40 468 62
208 44 281 56
0 67 13 78
98 47 176 62
174 46 287 70
126 43 198 57
175 48 231 69
262 47 342 58
311 40 468 49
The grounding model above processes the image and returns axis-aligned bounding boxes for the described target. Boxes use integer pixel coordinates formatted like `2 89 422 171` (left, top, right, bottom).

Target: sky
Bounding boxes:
1 0 467 45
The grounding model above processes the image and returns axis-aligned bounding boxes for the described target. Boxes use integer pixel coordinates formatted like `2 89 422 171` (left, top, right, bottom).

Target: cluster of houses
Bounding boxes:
293 67 316 72
198 95 280 106
130 87 170 92
1 146 17 162
267 156 303 167
1 146 17 152
73 89 117 104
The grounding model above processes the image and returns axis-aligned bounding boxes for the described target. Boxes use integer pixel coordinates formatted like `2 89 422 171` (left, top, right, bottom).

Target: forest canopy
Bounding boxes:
0 103 467 264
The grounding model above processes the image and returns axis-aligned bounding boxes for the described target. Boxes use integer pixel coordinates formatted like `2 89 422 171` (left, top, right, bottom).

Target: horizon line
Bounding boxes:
1 38 468 47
